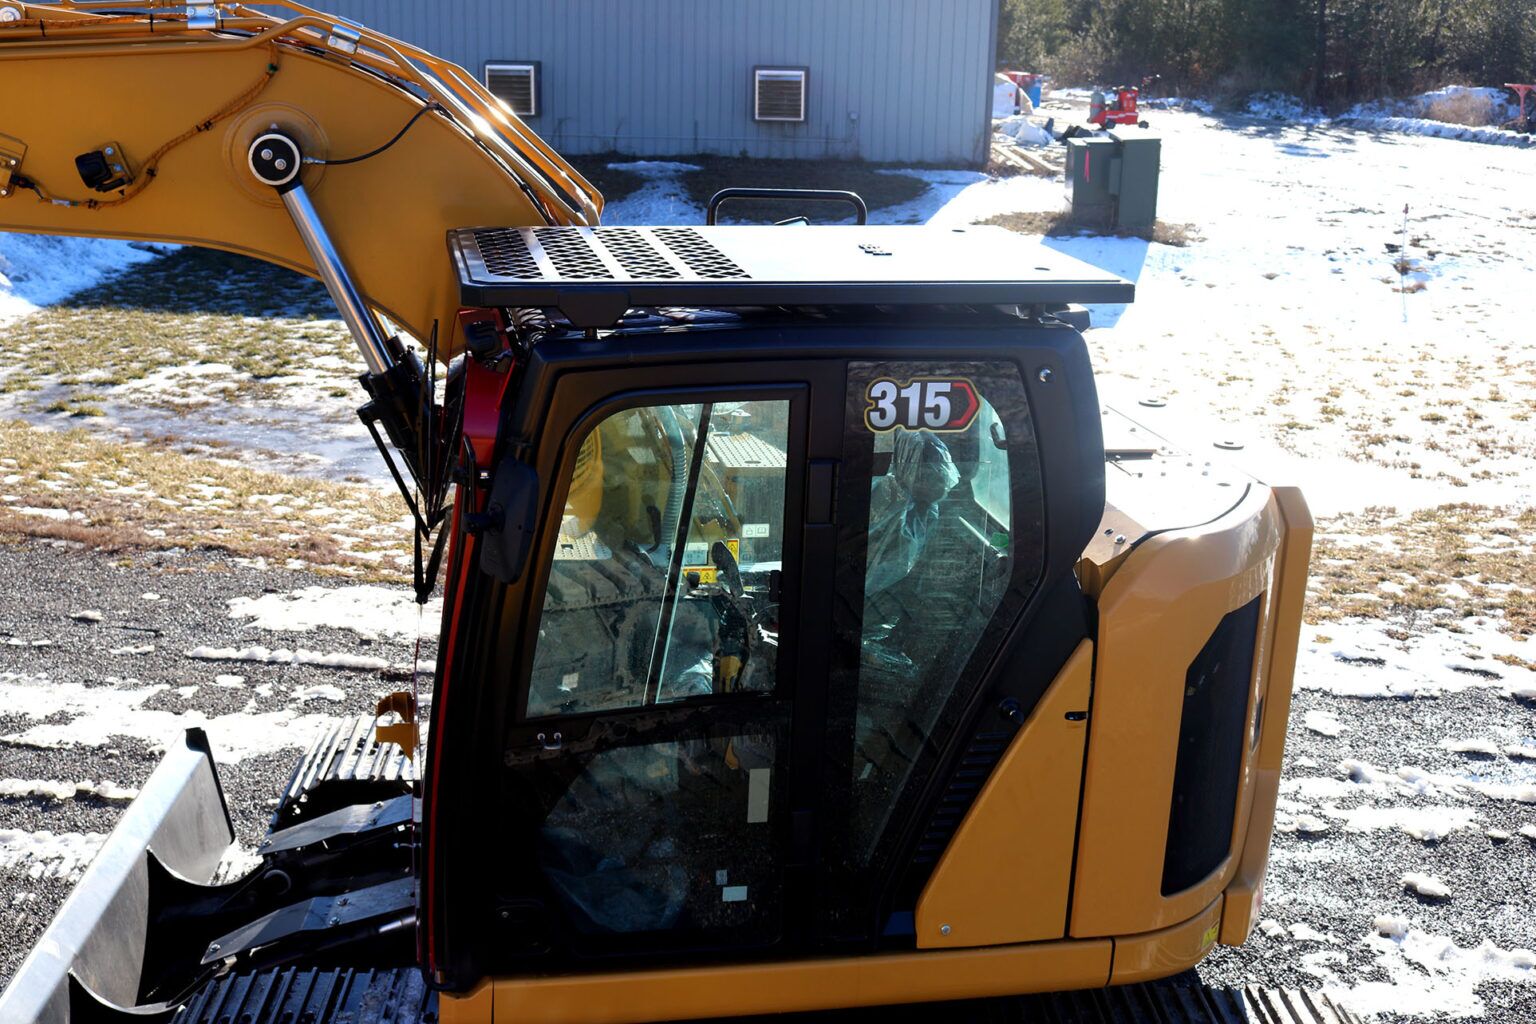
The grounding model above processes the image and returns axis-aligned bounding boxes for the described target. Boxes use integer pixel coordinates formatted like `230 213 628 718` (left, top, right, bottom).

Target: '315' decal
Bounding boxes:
864 377 980 433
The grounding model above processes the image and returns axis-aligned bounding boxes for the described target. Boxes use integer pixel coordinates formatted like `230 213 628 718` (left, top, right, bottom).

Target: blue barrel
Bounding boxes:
1025 76 1043 108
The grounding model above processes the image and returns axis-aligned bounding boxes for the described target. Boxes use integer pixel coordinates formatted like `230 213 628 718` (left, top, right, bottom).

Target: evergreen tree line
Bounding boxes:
998 0 1536 108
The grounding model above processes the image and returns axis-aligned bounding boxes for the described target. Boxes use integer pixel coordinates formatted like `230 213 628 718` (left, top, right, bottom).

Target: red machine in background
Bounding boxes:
1505 84 1536 133
1090 85 1149 128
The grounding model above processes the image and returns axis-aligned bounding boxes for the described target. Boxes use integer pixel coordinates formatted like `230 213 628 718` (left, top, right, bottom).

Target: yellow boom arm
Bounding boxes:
0 1 601 355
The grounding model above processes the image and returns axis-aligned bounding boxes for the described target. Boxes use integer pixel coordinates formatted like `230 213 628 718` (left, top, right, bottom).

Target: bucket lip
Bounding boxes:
0 728 235 1021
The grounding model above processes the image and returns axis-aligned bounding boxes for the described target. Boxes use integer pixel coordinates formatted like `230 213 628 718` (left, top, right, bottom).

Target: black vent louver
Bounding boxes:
1162 596 1263 895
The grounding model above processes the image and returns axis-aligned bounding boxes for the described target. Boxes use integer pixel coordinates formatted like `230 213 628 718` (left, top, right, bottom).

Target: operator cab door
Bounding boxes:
497 374 822 965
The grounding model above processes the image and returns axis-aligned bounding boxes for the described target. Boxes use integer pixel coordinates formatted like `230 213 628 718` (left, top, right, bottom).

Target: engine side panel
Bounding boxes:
1071 484 1289 937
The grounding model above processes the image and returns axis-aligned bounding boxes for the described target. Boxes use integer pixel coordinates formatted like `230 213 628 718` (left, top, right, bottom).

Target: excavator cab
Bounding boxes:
411 225 1314 1020
425 225 1121 989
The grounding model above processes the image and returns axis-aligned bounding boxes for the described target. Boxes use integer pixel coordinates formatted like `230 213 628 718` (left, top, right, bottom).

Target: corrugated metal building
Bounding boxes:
318 0 999 165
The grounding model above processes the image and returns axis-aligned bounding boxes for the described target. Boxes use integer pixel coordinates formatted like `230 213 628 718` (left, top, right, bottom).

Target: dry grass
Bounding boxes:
1423 91 1497 127
982 210 1202 247
0 419 410 579
1308 504 1536 641
0 247 354 414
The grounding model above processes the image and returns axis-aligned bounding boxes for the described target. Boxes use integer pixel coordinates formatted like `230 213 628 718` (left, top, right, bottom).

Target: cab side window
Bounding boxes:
526 399 790 718
838 361 1043 863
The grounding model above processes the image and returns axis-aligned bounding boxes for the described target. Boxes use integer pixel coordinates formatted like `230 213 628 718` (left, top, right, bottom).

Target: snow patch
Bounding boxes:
0 234 160 322
1333 922 1536 1019
1304 710 1347 737
68 610 102 623
291 683 347 704
0 670 344 763
229 585 440 640
0 778 137 802
1341 805 1477 842
598 162 705 226
1295 621 1536 702
1245 92 1325 123
186 645 388 672
1288 922 1338 944
213 843 264 884
1275 812 1332 835
0 828 108 881
1440 737 1501 756
1401 872 1451 899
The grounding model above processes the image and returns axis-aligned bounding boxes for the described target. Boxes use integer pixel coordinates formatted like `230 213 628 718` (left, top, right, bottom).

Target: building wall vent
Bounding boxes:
754 67 807 122
486 62 538 117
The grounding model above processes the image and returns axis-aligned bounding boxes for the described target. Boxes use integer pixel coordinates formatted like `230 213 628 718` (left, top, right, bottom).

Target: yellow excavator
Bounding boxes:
0 4 1341 1022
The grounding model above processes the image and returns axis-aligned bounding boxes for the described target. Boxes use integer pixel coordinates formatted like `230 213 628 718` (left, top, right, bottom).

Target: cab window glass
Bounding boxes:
526 399 790 718
840 361 1042 863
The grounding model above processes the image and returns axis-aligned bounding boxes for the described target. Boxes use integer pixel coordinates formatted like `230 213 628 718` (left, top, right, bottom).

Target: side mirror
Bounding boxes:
476 459 540 584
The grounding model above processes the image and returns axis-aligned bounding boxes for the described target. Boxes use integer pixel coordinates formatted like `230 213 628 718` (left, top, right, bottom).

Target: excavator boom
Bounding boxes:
0 1 599 356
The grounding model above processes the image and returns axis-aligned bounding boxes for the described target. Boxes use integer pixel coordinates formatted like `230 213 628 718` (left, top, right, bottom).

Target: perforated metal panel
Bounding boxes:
450 224 1134 328
652 227 749 280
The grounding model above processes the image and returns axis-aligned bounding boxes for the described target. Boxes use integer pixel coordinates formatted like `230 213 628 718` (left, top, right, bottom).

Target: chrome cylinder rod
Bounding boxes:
279 184 394 377
248 130 395 377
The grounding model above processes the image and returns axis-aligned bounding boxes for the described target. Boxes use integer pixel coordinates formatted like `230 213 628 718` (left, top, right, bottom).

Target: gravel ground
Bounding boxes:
3 535 1530 1020
0 539 435 990
1197 679 1536 1021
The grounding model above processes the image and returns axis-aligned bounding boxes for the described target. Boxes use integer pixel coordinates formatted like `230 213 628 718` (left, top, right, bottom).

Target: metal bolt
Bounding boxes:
260 148 273 161
328 915 341 926
1114 534 1126 545
259 838 270 847
274 158 289 171
337 896 349 906
208 943 220 953
1037 367 1054 384
105 147 115 156
6 158 14 166
940 924 952 936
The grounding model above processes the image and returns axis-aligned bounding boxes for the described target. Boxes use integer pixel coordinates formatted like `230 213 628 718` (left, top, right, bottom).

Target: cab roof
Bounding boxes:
450 224 1134 328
